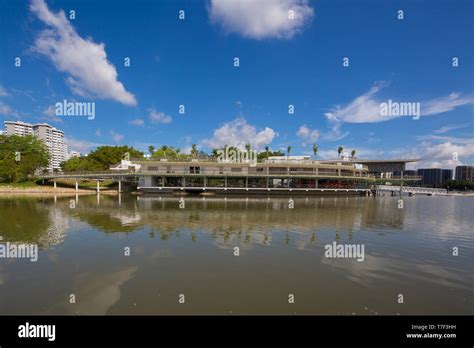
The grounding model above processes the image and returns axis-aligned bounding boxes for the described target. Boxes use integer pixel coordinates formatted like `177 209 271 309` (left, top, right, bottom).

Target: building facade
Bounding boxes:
4 121 68 172
441 169 453 183
417 168 453 187
455 166 474 181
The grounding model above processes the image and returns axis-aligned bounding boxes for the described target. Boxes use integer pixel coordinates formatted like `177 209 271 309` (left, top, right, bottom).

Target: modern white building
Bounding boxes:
4 120 68 172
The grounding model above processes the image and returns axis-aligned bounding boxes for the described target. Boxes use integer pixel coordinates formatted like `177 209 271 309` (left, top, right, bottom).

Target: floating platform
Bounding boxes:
137 186 371 196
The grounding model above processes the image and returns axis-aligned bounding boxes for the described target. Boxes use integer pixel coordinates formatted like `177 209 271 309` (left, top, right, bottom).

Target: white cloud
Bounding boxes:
208 0 314 39
0 86 8 97
129 119 144 126
296 124 319 144
148 108 172 124
417 135 474 144
324 82 389 124
433 123 472 134
40 105 62 122
411 142 474 169
30 0 136 106
0 102 21 118
325 83 474 124
0 86 22 118
390 138 474 170
201 117 277 150
110 130 124 143
423 93 474 116
65 137 101 153
317 147 385 160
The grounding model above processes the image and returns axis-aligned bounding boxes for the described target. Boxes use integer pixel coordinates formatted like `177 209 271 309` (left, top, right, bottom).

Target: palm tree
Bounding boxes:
245 143 251 153
191 144 198 158
287 145 292 158
265 145 270 159
161 145 168 159
312 143 318 159
337 146 344 159
148 145 155 156
351 149 356 158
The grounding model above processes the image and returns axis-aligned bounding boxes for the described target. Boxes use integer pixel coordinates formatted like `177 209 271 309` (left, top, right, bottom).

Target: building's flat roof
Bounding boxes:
321 159 419 164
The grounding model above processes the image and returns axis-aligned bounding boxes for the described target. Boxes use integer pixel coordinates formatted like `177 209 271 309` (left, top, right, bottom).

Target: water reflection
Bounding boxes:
0 197 67 248
63 195 405 246
0 194 472 315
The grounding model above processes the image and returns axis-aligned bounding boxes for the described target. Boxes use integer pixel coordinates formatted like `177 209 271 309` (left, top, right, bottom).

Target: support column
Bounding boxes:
204 176 207 188
118 179 122 193
399 172 403 197
162 176 165 187
245 177 248 189
266 176 269 188
315 179 318 188
75 181 78 192
53 180 57 189
182 176 185 188
225 176 227 188
96 179 100 193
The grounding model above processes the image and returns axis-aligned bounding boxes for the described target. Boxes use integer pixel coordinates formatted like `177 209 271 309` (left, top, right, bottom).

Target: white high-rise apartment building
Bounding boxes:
4 121 68 172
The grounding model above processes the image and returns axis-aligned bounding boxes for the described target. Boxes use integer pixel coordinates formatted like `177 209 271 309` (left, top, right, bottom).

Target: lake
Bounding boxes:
0 194 472 315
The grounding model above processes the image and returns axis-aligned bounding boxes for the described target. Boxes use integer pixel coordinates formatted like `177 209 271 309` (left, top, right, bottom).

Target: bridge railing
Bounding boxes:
376 185 447 194
40 170 133 178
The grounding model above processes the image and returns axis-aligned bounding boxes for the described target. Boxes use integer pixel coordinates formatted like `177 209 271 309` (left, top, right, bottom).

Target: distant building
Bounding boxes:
417 168 452 187
110 160 141 172
4 120 68 172
267 156 311 163
4 120 34 136
323 158 419 178
403 170 417 176
442 169 453 183
455 165 474 181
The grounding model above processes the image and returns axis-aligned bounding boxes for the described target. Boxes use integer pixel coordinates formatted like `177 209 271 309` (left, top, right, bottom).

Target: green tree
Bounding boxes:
287 145 292 157
312 143 318 159
257 149 284 161
191 144 198 158
443 179 474 191
337 146 344 159
148 145 155 156
152 145 181 160
0 134 49 182
351 149 356 158
210 149 219 158
61 145 144 171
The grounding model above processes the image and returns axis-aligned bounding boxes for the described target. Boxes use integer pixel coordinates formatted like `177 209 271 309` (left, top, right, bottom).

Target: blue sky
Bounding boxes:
0 0 473 169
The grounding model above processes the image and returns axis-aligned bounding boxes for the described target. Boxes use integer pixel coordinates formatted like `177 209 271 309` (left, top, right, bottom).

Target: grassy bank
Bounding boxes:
0 179 119 194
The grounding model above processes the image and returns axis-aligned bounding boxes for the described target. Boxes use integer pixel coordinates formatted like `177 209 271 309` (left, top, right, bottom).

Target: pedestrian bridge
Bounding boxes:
376 185 447 195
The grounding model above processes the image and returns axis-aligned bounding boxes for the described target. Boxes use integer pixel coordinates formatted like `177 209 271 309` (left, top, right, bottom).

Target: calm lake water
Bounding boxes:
0 194 472 315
